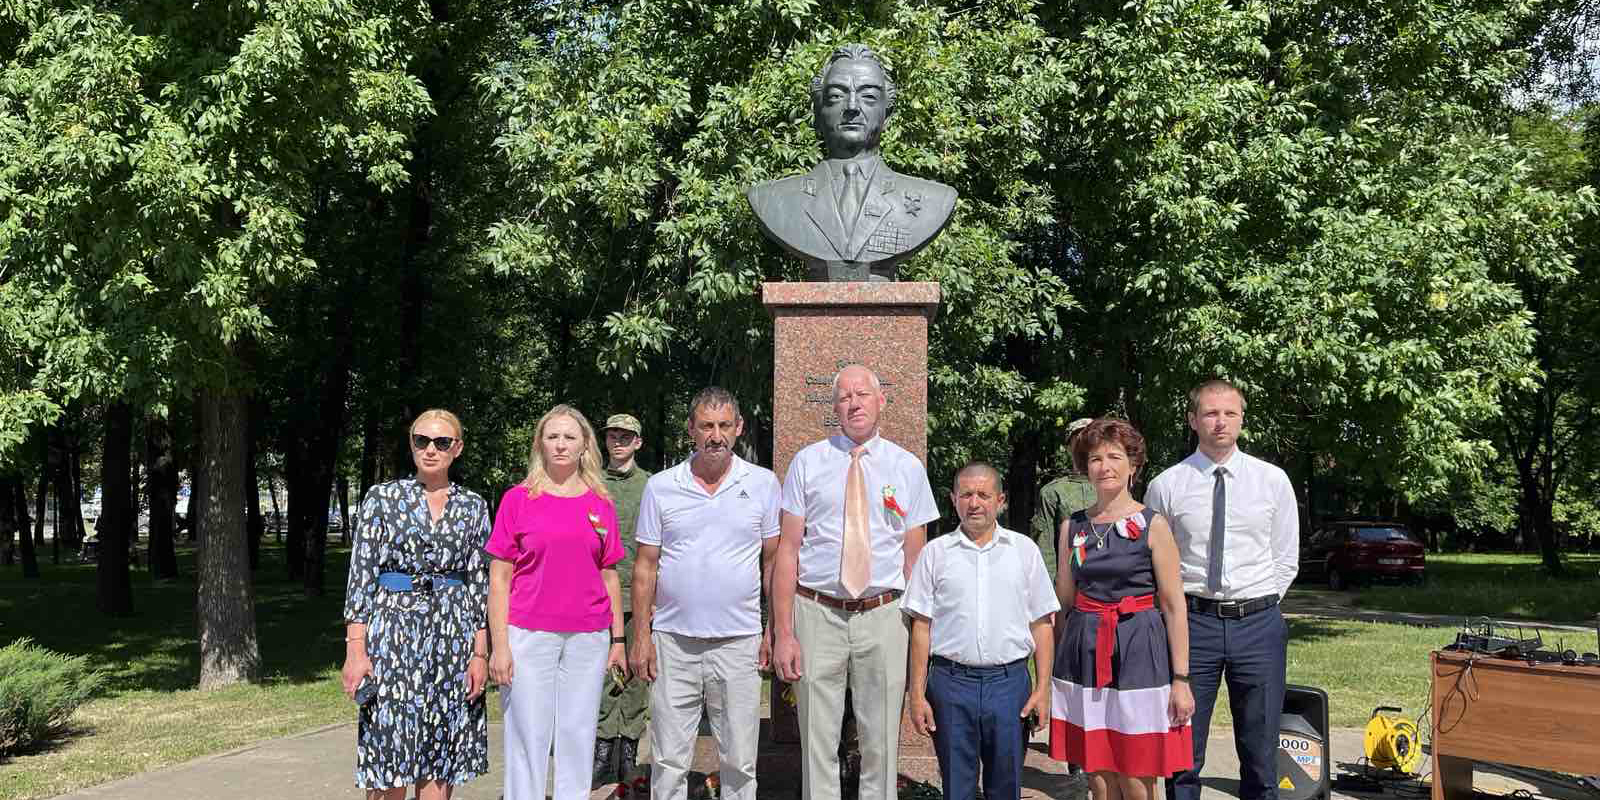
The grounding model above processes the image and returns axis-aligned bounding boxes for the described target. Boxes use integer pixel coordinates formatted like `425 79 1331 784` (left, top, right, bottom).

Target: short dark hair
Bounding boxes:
688 386 741 424
810 44 898 116
953 461 1004 492
1071 418 1148 474
1188 379 1246 413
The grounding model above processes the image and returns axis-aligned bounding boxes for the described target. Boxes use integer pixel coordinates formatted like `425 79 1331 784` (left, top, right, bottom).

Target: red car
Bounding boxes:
1299 520 1426 591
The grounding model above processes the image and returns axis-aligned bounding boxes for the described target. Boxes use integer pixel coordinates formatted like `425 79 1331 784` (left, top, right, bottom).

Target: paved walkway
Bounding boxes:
54 720 1591 800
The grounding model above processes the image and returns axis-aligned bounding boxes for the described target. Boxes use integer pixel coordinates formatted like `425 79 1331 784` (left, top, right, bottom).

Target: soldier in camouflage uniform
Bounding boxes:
1029 416 1096 779
1030 417 1097 583
595 413 653 789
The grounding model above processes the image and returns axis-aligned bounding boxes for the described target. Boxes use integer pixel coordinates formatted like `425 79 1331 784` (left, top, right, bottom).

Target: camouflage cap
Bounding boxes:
1066 417 1095 436
604 413 642 435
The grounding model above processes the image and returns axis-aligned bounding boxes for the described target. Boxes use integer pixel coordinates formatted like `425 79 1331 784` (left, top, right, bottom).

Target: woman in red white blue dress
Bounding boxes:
1050 419 1194 800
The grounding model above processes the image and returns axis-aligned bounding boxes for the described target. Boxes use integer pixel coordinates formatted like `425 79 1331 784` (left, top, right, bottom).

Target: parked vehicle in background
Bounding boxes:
1299 519 1426 591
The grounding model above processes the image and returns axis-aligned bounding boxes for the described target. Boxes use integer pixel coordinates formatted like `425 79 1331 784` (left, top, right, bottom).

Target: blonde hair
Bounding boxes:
410 408 464 438
522 404 610 500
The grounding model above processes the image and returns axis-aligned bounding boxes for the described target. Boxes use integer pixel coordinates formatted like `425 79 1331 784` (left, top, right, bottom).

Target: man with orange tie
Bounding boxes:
771 363 940 800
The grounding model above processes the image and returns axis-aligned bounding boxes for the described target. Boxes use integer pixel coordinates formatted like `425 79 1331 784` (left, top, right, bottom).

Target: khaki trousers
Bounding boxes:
793 594 908 800
649 631 762 800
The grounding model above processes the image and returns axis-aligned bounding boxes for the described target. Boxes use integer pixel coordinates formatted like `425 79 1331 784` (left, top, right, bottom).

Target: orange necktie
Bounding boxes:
840 444 871 598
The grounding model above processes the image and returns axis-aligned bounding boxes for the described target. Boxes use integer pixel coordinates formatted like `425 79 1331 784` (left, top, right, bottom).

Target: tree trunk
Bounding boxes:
70 437 86 545
1006 429 1040 540
1 479 14 566
16 478 39 578
338 475 351 545
33 438 47 547
188 398 206 544
283 440 307 581
196 387 262 688
359 412 379 497
97 402 136 615
131 453 141 561
146 416 179 580
246 419 263 572
267 470 282 542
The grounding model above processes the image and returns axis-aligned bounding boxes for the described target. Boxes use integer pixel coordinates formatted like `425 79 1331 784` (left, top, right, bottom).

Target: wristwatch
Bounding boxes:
1172 673 1191 683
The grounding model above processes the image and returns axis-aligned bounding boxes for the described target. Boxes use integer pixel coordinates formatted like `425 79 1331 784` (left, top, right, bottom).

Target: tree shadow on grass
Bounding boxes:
0 722 96 765
1287 618 1352 645
0 540 352 694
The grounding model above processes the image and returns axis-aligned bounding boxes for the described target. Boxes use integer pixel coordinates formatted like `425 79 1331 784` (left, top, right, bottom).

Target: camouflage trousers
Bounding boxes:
598 609 650 740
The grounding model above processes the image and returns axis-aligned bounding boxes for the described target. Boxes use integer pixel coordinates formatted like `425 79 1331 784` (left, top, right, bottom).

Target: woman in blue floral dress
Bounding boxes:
342 409 491 799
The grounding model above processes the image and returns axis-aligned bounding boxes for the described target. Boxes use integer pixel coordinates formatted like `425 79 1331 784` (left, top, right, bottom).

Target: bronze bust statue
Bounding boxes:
747 45 958 282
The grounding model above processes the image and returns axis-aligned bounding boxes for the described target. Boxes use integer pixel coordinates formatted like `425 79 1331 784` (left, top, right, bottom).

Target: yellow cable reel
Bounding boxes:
1364 706 1422 774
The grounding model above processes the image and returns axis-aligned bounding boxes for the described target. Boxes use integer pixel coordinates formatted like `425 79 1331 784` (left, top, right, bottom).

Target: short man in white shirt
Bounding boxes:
628 387 781 800
771 364 940 800
1146 380 1299 800
904 462 1058 800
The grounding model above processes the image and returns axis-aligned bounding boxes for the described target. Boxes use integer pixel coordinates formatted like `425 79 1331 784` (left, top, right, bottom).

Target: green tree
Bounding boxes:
1037 0 1593 513
0 0 432 684
1487 107 1600 573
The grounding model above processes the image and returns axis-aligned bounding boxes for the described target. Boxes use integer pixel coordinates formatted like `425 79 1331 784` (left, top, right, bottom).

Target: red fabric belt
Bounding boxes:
1074 592 1156 688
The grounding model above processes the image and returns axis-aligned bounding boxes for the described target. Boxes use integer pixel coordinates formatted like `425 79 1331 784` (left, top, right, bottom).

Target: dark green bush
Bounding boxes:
0 638 103 755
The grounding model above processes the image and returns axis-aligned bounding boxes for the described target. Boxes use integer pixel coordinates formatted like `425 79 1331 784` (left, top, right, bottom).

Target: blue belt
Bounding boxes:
377 571 467 592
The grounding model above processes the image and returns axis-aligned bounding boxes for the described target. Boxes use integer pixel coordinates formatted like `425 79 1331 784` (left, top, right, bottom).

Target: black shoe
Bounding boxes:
593 737 616 789
616 736 639 784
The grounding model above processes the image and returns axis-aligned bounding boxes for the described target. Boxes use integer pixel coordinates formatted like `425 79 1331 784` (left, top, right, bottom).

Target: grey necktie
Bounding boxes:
840 162 865 228
1207 466 1227 594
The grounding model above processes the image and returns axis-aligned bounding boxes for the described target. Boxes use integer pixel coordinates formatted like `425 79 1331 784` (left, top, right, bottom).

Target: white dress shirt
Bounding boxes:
780 434 939 598
1145 448 1300 600
901 526 1060 666
636 454 781 638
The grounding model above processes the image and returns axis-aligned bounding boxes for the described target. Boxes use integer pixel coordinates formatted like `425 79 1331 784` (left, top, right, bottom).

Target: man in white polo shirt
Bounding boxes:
771 363 940 800
629 387 781 800
904 462 1058 800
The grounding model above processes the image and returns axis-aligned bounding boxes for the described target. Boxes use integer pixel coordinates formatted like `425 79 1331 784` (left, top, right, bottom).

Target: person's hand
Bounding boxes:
773 632 805 682
758 627 773 672
489 648 514 687
910 694 937 737
465 655 488 701
341 652 373 698
1169 679 1196 727
607 643 629 679
1020 687 1050 734
630 635 658 683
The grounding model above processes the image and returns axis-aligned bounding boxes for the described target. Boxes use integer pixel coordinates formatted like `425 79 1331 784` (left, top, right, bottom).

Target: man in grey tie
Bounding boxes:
1146 380 1299 800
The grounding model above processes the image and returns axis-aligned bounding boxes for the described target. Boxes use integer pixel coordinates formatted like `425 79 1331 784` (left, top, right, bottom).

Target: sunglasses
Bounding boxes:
411 434 457 452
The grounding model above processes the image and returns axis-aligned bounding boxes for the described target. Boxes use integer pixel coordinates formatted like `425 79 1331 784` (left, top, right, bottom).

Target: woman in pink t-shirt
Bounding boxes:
487 404 627 800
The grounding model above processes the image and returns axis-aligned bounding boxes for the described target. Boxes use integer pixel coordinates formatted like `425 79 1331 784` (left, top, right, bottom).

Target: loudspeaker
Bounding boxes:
1277 684 1331 800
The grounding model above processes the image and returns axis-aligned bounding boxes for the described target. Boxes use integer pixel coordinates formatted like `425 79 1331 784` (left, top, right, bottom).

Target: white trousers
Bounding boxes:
649 632 762 800
793 595 909 800
502 627 609 800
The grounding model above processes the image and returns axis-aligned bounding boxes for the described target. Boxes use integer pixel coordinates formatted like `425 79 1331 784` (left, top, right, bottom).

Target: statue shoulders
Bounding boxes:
878 167 957 208
746 166 828 209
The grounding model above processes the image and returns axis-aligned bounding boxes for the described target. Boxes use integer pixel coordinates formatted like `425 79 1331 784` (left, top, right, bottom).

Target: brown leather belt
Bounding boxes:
797 586 901 613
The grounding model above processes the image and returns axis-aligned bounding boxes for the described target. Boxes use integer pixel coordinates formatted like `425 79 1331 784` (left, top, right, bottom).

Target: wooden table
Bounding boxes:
1430 650 1600 800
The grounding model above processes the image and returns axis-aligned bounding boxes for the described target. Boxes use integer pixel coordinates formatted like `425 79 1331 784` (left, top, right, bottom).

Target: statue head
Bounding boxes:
810 44 897 160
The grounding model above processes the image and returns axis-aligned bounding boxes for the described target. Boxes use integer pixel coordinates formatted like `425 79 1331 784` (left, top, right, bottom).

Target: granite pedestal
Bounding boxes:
760 281 940 757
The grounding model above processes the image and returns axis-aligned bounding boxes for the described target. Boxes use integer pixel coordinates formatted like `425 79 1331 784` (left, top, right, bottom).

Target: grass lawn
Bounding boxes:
0 539 367 800
1351 552 1600 623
